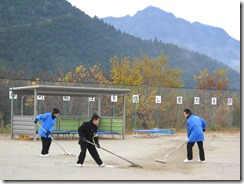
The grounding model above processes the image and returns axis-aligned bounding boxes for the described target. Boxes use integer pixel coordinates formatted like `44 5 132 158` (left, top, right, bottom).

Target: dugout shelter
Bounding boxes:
9 85 130 140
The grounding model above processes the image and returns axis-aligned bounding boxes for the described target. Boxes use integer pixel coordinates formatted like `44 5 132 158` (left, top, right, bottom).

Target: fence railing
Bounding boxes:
0 79 240 132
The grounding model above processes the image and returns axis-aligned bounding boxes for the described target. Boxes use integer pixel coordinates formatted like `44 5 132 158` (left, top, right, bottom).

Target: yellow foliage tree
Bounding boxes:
136 54 183 87
110 56 142 86
109 54 183 130
63 65 107 84
194 68 229 90
110 54 183 87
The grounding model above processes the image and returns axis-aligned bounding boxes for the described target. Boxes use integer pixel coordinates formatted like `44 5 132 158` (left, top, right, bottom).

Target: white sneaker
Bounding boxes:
198 160 206 163
98 163 106 167
183 159 193 163
40 154 49 157
76 163 83 167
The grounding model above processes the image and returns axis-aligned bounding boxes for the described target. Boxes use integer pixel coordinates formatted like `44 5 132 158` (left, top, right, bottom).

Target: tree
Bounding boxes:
110 56 142 86
194 68 229 90
136 54 183 87
62 65 107 84
109 54 183 130
109 54 183 87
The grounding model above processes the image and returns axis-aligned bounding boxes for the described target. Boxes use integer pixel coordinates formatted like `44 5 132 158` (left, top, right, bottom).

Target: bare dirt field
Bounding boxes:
0 131 241 181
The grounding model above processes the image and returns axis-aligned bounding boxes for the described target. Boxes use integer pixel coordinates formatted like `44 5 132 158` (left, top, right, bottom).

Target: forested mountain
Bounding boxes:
103 6 240 73
0 0 240 89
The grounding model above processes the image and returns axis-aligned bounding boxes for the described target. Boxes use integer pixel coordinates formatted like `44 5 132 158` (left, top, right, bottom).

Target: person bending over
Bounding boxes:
34 108 60 157
183 109 206 163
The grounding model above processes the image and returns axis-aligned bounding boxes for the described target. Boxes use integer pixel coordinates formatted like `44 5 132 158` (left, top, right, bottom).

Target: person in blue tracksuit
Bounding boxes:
34 108 60 156
183 109 206 163
199 117 207 132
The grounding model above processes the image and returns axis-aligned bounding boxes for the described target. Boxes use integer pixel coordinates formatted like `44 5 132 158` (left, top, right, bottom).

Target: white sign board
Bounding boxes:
63 96 70 101
133 95 139 103
211 98 217 105
89 97 95 101
37 95 45 100
155 96 161 103
177 96 182 104
111 95 118 102
194 97 200 105
9 91 17 99
227 98 233 105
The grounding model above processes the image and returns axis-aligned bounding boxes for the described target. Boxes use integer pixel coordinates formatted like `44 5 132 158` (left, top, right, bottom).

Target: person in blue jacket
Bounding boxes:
183 109 206 163
34 108 60 157
199 117 207 132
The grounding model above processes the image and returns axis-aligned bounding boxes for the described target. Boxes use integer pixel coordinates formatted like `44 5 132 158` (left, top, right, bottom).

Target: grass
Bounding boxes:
0 124 11 133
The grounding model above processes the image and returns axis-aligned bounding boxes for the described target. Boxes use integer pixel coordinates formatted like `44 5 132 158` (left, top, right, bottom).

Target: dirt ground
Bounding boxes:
0 131 241 181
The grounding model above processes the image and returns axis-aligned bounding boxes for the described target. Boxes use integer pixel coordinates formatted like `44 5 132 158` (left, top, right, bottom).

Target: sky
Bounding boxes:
67 0 241 41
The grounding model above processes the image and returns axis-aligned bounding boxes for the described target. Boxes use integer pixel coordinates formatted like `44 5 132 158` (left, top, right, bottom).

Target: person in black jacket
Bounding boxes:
76 114 105 167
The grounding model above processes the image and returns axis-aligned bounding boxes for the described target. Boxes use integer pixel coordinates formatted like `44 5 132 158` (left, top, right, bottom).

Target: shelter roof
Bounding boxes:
9 85 131 97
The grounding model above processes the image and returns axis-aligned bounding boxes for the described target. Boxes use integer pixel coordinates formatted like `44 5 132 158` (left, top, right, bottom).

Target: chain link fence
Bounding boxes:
0 79 240 132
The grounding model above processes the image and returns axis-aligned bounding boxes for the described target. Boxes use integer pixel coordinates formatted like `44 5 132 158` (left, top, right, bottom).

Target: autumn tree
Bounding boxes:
194 68 229 90
109 54 183 87
62 65 107 84
110 56 142 86
109 54 183 130
136 54 183 87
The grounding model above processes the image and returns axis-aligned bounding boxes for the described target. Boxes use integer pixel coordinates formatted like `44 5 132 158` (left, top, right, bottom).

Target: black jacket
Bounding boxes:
78 121 99 145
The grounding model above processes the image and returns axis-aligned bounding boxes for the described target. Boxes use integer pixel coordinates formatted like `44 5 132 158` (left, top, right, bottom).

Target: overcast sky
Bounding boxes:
67 0 241 41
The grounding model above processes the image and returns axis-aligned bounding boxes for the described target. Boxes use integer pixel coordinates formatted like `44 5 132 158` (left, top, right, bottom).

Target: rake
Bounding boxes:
155 141 187 164
86 140 143 168
37 123 74 156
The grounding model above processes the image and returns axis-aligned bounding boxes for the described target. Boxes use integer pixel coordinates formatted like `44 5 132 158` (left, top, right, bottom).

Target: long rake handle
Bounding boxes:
163 141 187 160
85 140 143 168
37 123 71 154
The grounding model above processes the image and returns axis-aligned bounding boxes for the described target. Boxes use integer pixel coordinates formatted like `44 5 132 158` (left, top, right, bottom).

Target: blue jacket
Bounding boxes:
186 115 204 142
199 117 206 129
35 112 57 138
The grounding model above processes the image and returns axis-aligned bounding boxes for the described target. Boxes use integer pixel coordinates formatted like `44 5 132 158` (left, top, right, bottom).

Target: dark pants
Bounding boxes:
187 141 205 161
77 142 103 165
41 137 52 155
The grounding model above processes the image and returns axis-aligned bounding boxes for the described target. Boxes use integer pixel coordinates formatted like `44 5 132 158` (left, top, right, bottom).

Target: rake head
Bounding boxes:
155 159 167 164
61 151 75 156
130 163 143 168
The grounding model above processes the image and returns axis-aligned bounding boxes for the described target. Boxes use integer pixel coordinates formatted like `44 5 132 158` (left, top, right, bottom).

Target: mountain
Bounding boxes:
103 6 240 72
0 1 240 89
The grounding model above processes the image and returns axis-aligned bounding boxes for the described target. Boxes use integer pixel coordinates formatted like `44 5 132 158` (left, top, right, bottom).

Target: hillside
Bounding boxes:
0 0 240 89
103 6 240 73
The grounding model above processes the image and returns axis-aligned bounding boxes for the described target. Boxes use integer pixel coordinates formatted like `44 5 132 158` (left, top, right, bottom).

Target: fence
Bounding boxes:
0 79 240 133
